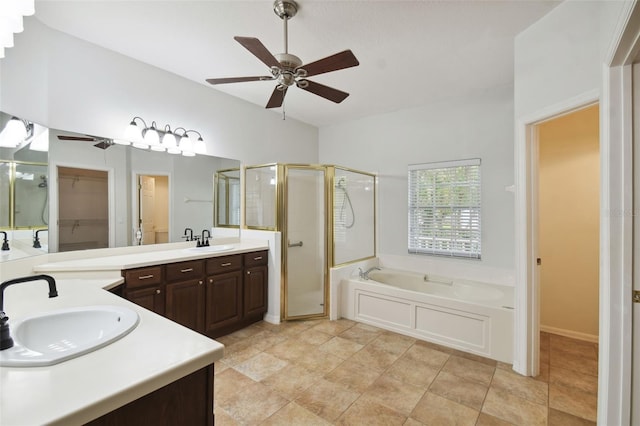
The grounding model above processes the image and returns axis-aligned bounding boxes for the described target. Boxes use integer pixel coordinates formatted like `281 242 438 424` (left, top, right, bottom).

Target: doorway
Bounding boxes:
135 174 169 245
57 166 109 252
282 165 329 320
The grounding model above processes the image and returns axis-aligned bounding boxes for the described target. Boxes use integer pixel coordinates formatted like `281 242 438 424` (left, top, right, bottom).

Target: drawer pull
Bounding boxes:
155 289 161 295
221 262 232 267
253 256 263 261
138 274 154 280
199 280 203 285
180 268 194 273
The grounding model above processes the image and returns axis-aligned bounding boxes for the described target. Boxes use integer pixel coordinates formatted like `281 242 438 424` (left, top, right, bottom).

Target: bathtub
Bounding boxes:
340 268 514 363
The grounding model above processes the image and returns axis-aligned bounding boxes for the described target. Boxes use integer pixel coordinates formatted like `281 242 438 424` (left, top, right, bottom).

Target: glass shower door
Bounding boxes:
284 166 327 319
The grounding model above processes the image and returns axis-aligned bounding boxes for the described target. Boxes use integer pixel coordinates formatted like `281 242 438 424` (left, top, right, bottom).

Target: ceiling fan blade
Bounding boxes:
298 50 359 77
266 86 288 109
57 135 95 141
298 80 349 104
234 36 281 69
206 76 274 85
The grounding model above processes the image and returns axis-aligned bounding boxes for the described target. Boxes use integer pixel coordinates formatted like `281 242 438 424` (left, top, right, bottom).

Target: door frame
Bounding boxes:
513 1 639 423
131 170 171 246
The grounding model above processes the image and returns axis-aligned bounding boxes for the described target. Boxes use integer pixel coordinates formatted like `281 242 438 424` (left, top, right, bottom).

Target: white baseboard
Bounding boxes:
540 325 599 343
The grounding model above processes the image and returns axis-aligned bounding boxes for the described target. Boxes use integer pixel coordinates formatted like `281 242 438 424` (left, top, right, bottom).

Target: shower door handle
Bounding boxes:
288 241 303 248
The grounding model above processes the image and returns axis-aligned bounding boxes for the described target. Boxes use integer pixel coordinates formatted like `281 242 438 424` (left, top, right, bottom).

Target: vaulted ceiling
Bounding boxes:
34 0 560 127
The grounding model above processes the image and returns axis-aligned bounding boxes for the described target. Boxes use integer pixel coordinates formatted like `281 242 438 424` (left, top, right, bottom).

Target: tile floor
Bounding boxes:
213 320 598 425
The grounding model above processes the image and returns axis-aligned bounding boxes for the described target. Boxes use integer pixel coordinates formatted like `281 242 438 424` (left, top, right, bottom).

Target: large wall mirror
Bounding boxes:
0 111 241 263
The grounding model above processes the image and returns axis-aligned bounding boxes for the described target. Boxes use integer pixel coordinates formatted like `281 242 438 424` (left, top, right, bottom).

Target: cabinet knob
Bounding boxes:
247 271 251 275
199 280 203 285
155 289 161 295
209 279 213 284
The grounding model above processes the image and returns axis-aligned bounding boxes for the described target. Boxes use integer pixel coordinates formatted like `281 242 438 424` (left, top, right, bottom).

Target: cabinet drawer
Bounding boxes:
206 255 242 275
244 251 268 267
166 260 204 282
124 266 163 288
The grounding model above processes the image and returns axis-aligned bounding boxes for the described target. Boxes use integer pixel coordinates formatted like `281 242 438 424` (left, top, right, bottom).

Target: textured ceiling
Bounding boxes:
33 0 560 127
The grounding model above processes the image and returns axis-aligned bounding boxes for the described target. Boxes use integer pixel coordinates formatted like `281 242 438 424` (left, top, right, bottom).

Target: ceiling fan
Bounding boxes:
57 134 114 150
206 0 359 109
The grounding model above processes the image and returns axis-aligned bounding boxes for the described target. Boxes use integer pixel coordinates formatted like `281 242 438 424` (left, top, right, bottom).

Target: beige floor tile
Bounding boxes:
219 345 262 367
349 344 402 371
338 322 384 345
491 368 548 405
214 360 231 375
213 406 240 426
324 359 383 393
540 347 550 364
319 336 364 359
534 361 550 383
368 332 416 356
429 371 488 411
242 329 289 351
549 383 597 422
429 371 489 410
297 329 334 345
265 338 318 362
413 338 456 354
217 381 289 424
310 318 356 335
442 355 496 386
550 348 598 376
451 349 497 367
540 332 550 350
386 355 440 388
549 334 598 359
262 401 331 425
549 366 598 394
294 348 345 373
475 412 515 425
337 396 407 426
214 368 257 405
260 363 322 400
411 392 479 426
232 352 289 382
482 387 547 426
400 343 450 369
363 373 427 415
548 407 597 426
496 361 513 371
403 418 425 426
295 378 361 422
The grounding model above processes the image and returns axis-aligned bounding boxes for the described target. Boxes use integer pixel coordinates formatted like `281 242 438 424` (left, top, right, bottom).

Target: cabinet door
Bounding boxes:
206 270 242 336
166 279 205 333
126 286 165 316
244 265 268 318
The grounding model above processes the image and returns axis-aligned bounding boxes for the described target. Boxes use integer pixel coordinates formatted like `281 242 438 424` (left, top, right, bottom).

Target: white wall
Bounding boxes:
319 85 515 279
0 17 318 166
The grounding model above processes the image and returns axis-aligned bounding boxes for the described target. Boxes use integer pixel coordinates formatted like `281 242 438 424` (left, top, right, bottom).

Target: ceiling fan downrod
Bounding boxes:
273 0 298 54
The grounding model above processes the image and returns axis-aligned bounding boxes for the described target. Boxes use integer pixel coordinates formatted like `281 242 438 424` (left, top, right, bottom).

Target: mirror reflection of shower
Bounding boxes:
335 176 355 229
39 175 49 225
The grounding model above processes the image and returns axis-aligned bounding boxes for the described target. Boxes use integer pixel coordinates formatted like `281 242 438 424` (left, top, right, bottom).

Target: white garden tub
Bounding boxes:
340 268 514 362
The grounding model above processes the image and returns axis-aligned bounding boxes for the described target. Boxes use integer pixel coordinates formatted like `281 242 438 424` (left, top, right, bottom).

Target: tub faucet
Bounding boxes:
33 229 48 249
183 228 194 242
358 266 381 280
201 229 211 246
0 274 58 350
0 231 8 251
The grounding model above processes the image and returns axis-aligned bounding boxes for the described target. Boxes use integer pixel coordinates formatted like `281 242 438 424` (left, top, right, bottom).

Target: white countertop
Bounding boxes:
33 240 269 273
0 278 224 425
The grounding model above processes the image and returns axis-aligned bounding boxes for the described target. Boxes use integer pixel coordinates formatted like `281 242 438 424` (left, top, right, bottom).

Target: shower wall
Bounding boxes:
245 166 277 229
333 168 376 265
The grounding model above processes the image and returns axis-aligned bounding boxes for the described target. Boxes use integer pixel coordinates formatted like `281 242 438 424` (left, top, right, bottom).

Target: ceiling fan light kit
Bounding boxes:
206 0 359 109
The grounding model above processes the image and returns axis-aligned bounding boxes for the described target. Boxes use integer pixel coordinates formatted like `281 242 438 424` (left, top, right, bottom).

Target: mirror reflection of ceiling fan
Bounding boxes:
56 134 114 150
206 0 359 109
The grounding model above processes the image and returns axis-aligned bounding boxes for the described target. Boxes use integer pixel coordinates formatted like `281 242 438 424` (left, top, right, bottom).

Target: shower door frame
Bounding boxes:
280 164 335 321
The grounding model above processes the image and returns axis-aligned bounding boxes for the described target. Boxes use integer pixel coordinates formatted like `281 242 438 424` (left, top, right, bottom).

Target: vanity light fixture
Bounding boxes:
123 117 206 156
0 116 33 148
0 0 34 59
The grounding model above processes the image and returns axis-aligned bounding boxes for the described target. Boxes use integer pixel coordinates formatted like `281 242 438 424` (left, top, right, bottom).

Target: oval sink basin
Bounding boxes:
0 305 139 367
184 245 234 253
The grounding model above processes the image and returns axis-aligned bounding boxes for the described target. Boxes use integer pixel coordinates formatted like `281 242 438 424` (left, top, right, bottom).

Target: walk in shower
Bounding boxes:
245 164 376 321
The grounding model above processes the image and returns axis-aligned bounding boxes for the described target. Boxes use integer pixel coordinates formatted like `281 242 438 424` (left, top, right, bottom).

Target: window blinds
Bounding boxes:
408 159 481 259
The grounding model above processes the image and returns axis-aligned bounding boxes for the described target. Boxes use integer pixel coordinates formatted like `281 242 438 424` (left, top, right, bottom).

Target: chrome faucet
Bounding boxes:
358 266 381 280
0 274 58 350
201 229 211 247
0 231 8 251
183 228 194 242
33 229 48 249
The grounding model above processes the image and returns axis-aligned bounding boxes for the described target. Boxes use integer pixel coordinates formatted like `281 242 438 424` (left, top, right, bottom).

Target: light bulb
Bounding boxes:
194 137 206 154
124 120 143 143
161 131 177 150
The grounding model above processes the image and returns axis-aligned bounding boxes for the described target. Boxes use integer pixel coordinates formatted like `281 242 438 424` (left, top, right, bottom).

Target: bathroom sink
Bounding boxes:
184 245 234 253
0 305 139 367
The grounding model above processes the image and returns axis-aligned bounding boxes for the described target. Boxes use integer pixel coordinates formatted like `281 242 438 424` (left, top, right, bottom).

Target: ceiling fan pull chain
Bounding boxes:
282 99 286 120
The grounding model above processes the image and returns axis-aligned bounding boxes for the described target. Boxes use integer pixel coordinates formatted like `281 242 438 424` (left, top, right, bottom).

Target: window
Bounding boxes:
408 159 481 259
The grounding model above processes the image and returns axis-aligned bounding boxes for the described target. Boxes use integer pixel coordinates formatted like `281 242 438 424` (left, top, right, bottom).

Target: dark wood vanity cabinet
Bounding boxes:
121 250 268 339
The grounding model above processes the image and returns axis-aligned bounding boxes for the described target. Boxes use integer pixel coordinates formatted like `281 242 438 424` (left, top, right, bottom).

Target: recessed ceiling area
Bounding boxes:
33 0 560 127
